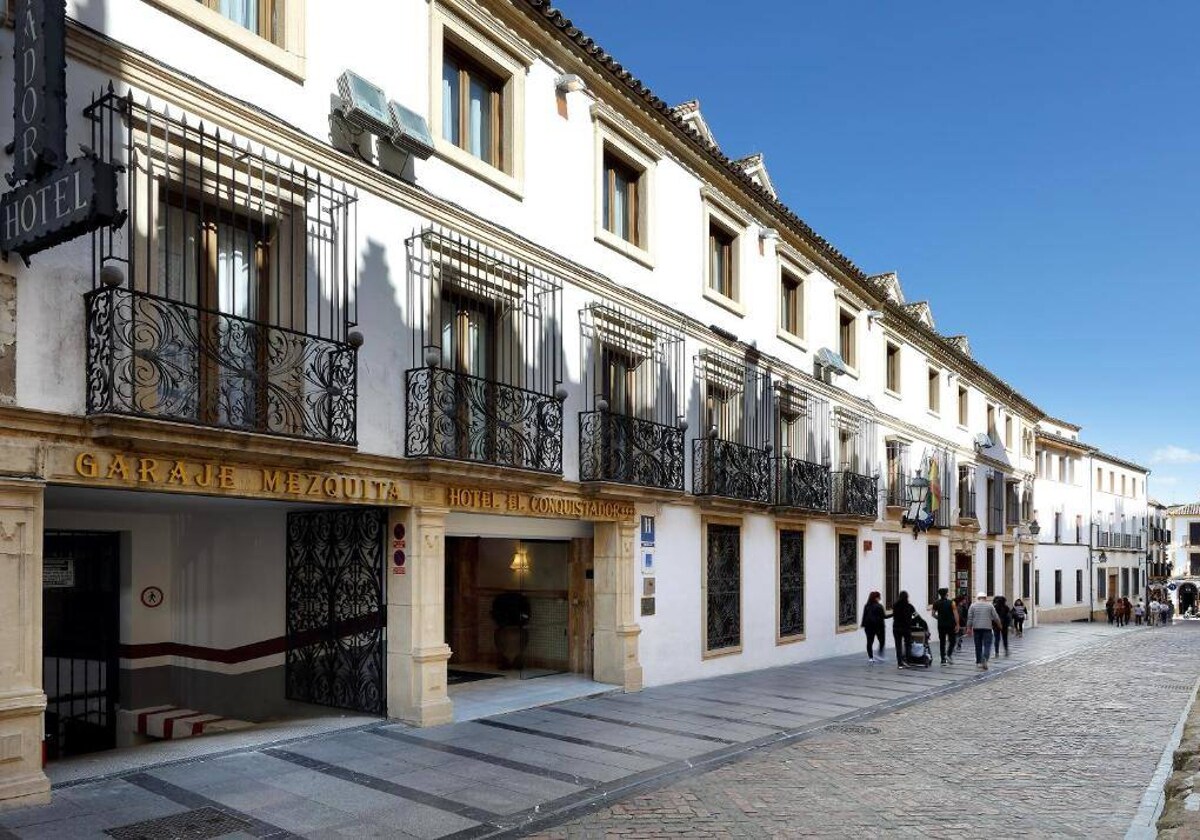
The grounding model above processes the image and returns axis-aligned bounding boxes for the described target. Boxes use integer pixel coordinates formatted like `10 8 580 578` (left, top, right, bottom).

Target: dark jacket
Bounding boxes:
994 600 1012 627
892 598 916 633
861 601 886 631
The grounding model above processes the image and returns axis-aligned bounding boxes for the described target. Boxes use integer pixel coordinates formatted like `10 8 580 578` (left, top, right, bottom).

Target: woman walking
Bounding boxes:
1106 596 1115 624
891 591 916 669
861 591 886 664
992 595 1011 657
1011 598 1027 637
966 592 1001 670
956 595 970 653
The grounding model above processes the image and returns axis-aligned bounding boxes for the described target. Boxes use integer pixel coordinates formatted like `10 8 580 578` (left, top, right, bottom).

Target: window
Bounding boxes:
201 0 280 42
986 547 995 595
927 545 940 607
601 150 641 246
1054 570 1062 605
1005 416 1013 449
958 386 968 426
885 342 901 393
1035 570 1040 606
987 404 996 439
1054 512 1062 543
885 542 900 607
1022 562 1030 599
1076 515 1082 543
707 221 736 300
779 530 805 639
704 523 742 654
885 440 909 507
1190 523 1200 546
839 308 857 368
1192 553 1200 576
1121 475 1127 496
442 44 504 169
780 269 803 338
1109 471 1114 493
1097 569 1106 599
837 533 858 628
1096 466 1102 488
928 368 940 413
1058 456 1067 483
1120 568 1129 597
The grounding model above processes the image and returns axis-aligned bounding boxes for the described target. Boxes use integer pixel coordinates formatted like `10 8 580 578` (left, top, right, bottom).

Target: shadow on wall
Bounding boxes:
356 236 409 456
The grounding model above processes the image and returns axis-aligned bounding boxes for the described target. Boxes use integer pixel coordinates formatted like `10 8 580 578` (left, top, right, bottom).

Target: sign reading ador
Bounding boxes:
1 0 120 262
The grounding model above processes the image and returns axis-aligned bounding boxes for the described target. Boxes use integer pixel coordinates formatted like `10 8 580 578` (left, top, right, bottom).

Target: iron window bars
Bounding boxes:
772 381 831 512
84 89 359 444
778 529 805 638
831 409 878 517
692 349 773 503
987 472 1006 535
884 440 910 508
705 523 742 652
405 227 564 473
579 303 685 490
957 465 977 520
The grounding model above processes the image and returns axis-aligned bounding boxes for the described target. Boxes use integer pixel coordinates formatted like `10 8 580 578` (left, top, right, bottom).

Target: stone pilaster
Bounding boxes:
593 520 642 691
0 480 48 810
386 505 453 726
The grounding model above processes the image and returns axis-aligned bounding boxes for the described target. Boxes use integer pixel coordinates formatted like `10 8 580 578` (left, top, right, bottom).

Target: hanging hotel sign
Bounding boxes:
1 0 120 262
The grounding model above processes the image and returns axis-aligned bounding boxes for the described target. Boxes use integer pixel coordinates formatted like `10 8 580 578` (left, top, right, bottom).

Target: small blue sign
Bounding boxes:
640 515 655 546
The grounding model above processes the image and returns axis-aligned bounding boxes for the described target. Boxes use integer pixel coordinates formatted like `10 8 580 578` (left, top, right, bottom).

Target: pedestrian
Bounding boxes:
1149 598 1161 626
1122 597 1133 627
956 595 970 652
992 595 1012 656
1011 598 1027 636
892 591 916 669
1134 600 1145 626
1167 599 1176 622
931 587 959 665
861 591 886 664
1105 596 1115 624
966 591 1001 671
1113 597 1123 627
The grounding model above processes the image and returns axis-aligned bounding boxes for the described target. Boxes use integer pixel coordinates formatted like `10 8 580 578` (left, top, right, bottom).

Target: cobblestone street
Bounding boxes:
529 623 1200 839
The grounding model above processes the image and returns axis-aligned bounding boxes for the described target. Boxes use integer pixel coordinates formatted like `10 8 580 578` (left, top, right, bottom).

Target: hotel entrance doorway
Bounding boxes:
954 552 973 599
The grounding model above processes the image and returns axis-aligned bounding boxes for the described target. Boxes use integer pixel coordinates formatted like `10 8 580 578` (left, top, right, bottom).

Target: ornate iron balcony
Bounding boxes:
958 489 977 520
692 438 771 503
832 471 878 517
405 367 563 473
774 456 831 512
85 287 357 444
578 411 684 491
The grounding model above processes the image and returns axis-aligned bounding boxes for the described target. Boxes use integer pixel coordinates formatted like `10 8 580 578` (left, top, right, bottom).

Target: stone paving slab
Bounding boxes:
0 622 1132 839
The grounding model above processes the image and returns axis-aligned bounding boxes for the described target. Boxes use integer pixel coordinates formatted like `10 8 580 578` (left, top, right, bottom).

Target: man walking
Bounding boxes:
892 591 916 669
966 591 1001 671
932 588 959 665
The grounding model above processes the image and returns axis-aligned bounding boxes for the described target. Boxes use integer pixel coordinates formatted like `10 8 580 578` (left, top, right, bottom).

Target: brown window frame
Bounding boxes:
708 222 736 300
780 269 802 337
602 149 641 246
442 42 506 170
838 309 856 368
885 341 901 393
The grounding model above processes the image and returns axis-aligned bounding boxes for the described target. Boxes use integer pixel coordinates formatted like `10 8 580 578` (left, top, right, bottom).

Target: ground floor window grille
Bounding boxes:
986 548 995 595
778 529 805 638
1121 568 1130 597
1097 569 1106 599
884 542 900 607
1023 562 1031 599
837 533 858 628
1054 570 1062 604
705 524 742 652
1076 569 1083 602
1035 570 1041 605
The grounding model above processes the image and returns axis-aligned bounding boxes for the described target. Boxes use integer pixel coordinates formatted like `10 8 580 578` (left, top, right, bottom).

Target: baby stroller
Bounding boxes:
906 615 933 668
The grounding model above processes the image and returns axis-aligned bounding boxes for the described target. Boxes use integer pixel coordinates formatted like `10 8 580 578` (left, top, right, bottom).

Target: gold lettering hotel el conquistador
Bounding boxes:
446 486 635 520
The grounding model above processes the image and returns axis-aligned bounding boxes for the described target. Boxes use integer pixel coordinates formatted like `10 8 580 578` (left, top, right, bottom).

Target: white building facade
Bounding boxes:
1032 419 1149 622
0 0 1053 807
1167 505 1200 615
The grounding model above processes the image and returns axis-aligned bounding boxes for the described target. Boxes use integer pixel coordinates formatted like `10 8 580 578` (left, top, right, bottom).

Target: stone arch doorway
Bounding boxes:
1179 583 1198 616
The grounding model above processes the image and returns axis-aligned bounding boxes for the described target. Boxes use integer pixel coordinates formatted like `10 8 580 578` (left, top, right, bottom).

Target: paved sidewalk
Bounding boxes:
0 622 1127 839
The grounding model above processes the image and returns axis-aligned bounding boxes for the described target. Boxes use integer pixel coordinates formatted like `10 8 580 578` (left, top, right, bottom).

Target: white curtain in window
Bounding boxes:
468 77 491 159
218 0 258 32
611 169 629 240
441 60 459 145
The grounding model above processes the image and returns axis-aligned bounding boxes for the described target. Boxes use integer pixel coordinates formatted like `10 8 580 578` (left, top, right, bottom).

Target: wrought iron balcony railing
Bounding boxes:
579 410 684 491
85 287 358 444
958 489 977 520
885 471 909 507
832 471 878 517
405 367 563 473
774 456 831 512
692 438 771 503
1097 531 1111 548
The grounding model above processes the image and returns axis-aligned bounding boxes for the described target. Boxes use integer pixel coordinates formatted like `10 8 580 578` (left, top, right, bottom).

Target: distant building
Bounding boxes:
1166 504 1200 614
1032 419 1149 622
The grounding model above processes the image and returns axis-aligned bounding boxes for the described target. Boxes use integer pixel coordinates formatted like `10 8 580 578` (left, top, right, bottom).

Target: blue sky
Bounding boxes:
562 0 1200 503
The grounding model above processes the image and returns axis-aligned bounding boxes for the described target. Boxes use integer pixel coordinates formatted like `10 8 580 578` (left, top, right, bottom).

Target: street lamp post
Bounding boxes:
1029 519 1041 627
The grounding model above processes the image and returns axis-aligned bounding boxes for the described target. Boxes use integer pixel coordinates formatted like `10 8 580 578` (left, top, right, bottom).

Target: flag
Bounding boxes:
926 458 941 518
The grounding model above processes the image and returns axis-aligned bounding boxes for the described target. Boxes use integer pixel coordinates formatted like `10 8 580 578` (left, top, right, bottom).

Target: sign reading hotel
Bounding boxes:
69 451 634 520
1 0 120 262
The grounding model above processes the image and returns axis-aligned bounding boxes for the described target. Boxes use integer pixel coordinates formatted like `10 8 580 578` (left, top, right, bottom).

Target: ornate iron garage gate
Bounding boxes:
285 509 386 715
